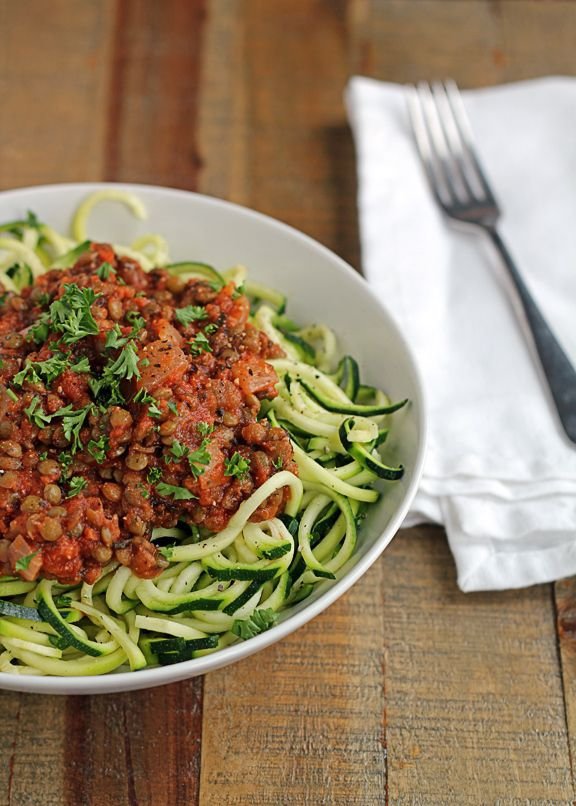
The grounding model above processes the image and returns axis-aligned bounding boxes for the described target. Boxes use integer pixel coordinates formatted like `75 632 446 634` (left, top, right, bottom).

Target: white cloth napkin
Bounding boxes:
346 76 576 592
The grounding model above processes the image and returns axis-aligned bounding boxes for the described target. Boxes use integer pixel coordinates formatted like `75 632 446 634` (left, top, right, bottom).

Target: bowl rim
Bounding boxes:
0 182 427 693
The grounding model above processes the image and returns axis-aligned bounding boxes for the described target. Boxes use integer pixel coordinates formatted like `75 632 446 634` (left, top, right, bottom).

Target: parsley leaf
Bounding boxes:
28 313 51 345
24 396 52 428
49 284 101 345
55 404 92 454
188 332 212 356
87 435 109 463
126 310 145 334
232 609 278 640
167 400 178 416
224 452 250 478
15 551 40 572
155 482 196 500
13 352 83 388
133 387 162 418
197 421 214 436
97 262 116 280
165 439 189 464
147 466 162 484
105 324 129 350
58 451 74 474
105 342 141 381
67 476 88 498
175 305 209 326
188 439 211 478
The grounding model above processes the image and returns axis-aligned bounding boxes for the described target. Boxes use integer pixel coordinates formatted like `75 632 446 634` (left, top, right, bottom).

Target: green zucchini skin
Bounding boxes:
339 419 404 480
300 378 408 416
0 598 42 622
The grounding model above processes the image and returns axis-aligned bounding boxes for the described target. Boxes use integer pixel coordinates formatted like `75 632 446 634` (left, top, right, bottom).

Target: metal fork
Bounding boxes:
408 79 576 445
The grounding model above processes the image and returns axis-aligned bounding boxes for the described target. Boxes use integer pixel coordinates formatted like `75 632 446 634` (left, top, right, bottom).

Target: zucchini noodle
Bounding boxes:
0 189 407 676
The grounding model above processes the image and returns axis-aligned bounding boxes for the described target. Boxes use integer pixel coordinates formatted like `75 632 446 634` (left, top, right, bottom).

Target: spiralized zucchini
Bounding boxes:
0 190 407 676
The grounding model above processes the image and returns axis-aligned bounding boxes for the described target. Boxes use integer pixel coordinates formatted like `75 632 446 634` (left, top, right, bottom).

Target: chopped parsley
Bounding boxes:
188 332 212 356
87 435 109 463
273 456 283 470
175 305 208 326
15 551 40 572
90 342 141 404
203 323 218 335
224 452 250 478
126 310 145 334
165 438 211 478
197 421 214 436
105 342 140 381
67 476 88 498
12 352 90 388
105 324 129 350
167 400 178 416
24 396 52 428
232 609 278 640
6 388 18 403
187 440 211 478
165 439 189 464
97 262 116 280
138 482 150 499
58 451 74 474
155 482 196 500
147 466 162 484
49 284 101 345
133 387 162 418
56 404 93 454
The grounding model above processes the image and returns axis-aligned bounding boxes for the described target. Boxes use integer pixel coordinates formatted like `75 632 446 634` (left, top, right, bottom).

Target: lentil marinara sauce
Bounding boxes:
0 245 297 586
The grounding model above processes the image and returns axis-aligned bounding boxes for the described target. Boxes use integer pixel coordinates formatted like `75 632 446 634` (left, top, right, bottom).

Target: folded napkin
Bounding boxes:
346 76 576 592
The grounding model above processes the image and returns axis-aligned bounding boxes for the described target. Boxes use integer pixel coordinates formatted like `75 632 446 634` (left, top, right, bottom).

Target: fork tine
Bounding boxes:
407 83 454 208
442 79 498 205
416 81 472 205
429 81 483 202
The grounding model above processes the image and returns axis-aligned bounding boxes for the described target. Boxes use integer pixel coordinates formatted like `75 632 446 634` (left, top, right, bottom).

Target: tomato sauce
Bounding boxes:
0 246 297 585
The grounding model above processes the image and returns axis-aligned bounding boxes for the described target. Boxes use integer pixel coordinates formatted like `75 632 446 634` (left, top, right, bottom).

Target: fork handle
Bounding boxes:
487 227 576 445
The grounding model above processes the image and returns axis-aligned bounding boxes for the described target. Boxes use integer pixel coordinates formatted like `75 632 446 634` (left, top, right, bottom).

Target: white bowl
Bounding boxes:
0 183 426 694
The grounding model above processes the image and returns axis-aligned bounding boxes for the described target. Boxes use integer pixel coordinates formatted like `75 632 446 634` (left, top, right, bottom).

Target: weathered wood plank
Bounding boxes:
356 0 576 87
200 559 387 805
382 528 573 804
63 680 204 806
0 693 68 806
103 0 207 189
554 577 576 796
0 0 115 190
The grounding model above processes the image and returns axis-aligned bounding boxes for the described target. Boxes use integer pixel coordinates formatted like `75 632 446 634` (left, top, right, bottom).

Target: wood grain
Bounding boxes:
200 559 387 805
104 0 207 189
383 528 573 804
0 0 115 190
1 1 576 804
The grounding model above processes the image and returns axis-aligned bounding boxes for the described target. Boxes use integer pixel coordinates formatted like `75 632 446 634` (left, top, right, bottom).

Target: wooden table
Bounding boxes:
1 2 576 803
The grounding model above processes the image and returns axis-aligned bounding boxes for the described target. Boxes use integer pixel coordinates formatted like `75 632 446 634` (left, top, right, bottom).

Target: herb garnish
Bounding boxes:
15 551 40 572
188 333 212 356
147 466 162 484
232 609 278 640
175 305 208 326
224 452 250 478
133 388 162 418
97 262 116 280
155 482 196 500
49 284 101 345
67 476 88 498
87 435 109 463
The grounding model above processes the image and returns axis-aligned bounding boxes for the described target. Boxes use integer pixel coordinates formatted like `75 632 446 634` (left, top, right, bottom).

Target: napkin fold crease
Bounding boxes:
346 76 576 591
